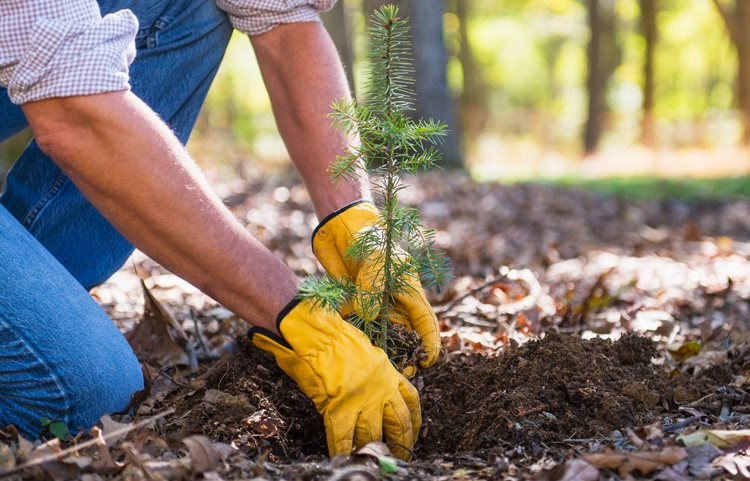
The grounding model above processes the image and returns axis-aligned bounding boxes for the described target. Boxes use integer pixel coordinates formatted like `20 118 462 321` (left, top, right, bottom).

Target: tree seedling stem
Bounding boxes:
302 5 450 366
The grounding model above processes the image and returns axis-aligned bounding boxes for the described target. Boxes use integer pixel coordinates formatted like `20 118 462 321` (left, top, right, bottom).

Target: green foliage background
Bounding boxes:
0 1 744 181
181 0 742 181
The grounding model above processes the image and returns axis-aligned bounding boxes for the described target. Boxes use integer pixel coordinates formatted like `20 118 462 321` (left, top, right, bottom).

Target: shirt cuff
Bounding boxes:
8 9 138 105
217 0 337 36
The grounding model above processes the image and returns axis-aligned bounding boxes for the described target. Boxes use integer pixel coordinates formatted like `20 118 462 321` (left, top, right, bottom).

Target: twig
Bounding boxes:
0 409 174 478
550 437 616 444
683 392 715 407
122 442 159 481
153 370 193 389
189 308 211 356
663 415 700 433
435 273 511 315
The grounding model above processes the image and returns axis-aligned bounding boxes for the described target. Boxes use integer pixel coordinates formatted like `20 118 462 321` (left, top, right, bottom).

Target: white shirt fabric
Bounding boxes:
0 0 335 105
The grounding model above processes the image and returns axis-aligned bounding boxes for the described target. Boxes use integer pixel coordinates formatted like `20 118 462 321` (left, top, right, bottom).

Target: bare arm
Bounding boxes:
250 22 370 219
21 91 297 334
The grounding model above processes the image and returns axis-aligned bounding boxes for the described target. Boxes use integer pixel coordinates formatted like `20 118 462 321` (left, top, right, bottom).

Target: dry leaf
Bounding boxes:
583 452 624 471
653 465 691 481
62 455 92 468
89 426 122 475
678 429 750 448
99 416 131 448
0 442 15 471
182 435 220 473
531 459 599 481
126 280 197 369
667 340 702 362
584 447 687 477
558 459 599 481
715 452 750 477
644 421 665 441
202 389 226 404
681 350 728 375
28 438 62 462
15 435 35 463
685 443 723 478
242 410 283 439
356 441 392 459
26 440 77 481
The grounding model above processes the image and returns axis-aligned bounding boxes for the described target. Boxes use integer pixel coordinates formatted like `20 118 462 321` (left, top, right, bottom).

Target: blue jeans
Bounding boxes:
0 0 231 438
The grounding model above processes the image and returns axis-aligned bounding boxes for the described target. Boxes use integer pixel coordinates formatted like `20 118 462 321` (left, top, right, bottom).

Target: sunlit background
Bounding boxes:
2 0 749 186
192 0 750 183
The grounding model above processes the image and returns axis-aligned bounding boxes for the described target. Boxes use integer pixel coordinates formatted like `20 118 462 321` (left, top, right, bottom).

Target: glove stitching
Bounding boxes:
311 199 373 242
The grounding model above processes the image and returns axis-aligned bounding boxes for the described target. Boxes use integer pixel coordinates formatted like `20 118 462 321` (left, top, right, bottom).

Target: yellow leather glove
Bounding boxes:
312 200 440 373
249 297 421 460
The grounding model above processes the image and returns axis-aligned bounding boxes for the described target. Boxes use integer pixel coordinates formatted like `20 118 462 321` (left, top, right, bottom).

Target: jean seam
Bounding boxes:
0 316 72 414
21 171 68 229
146 17 173 49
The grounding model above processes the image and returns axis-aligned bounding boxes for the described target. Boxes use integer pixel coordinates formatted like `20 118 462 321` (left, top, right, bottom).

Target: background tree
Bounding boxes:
454 0 488 144
712 0 750 145
321 0 356 96
584 0 618 154
365 0 463 168
639 0 657 147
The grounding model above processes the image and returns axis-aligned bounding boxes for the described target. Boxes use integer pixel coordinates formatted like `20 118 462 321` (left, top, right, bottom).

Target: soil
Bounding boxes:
168 336 326 460
7 175 750 480
164 330 734 465
419 332 710 457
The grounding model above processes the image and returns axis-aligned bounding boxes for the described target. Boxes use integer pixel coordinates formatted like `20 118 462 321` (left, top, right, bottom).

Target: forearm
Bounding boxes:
250 22 370 219
21 91 296 334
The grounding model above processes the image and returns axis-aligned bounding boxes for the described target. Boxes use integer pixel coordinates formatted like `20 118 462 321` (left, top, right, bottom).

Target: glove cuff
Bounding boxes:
311 199 374 243
247 296 303 349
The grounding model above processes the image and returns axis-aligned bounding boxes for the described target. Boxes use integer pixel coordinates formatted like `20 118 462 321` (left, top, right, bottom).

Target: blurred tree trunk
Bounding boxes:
321 0 356 96
639 0 657 147
712 0 750 145
584 0 618 154
364 0 464 168
455 0 487 143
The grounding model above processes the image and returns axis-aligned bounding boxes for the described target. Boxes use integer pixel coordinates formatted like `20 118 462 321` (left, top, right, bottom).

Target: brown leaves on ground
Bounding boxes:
14 171 746 481
583 447 687 477
125 280 197 369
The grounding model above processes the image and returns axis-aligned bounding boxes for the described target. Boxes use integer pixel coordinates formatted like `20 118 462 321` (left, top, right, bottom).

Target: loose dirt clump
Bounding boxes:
160 331 734 464
417 331 701 456
167 336 326 459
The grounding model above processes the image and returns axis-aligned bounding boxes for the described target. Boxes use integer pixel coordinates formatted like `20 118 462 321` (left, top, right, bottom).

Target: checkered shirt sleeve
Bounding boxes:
0 1 137 105
216 0 337 36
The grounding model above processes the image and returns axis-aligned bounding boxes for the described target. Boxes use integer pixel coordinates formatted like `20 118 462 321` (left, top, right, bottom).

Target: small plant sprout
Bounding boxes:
301 5 450 367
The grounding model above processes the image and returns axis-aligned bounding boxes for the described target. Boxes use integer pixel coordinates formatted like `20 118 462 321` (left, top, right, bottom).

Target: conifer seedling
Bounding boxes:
301 5 450 370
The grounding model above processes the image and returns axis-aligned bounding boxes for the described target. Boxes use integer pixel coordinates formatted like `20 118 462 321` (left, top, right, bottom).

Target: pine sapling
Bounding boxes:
301 5 450 370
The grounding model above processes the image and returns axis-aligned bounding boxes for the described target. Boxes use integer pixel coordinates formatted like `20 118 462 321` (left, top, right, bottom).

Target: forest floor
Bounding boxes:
3 171 750 481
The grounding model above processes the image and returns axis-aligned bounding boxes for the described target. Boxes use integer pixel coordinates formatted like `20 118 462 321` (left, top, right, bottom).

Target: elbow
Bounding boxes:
32 124 96 179
33 126 77 167
21 93 120 174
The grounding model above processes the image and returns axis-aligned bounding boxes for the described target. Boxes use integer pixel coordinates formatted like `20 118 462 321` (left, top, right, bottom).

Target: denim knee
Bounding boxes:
0 317 143 439
61 342 144 436
0 206 144 439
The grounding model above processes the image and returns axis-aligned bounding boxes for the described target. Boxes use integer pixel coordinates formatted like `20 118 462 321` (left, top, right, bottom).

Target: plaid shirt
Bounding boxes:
0 0 335 105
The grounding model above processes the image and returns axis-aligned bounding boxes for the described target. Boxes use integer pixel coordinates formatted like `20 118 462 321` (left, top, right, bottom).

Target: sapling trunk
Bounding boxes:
301 5 450 368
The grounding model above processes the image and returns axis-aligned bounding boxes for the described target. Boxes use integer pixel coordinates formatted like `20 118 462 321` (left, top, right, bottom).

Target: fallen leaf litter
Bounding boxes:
4 172 750 480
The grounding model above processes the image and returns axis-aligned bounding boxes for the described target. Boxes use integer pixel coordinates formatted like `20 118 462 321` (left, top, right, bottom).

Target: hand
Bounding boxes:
249 297 421 460
312 201 440 376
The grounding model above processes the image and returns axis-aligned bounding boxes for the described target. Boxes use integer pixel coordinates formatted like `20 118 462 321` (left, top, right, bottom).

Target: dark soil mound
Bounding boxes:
417 331 725 456
167 332 729 462
169 337 326 459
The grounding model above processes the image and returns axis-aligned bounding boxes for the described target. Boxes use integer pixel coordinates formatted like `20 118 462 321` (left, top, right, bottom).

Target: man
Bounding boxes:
0 0 439 460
